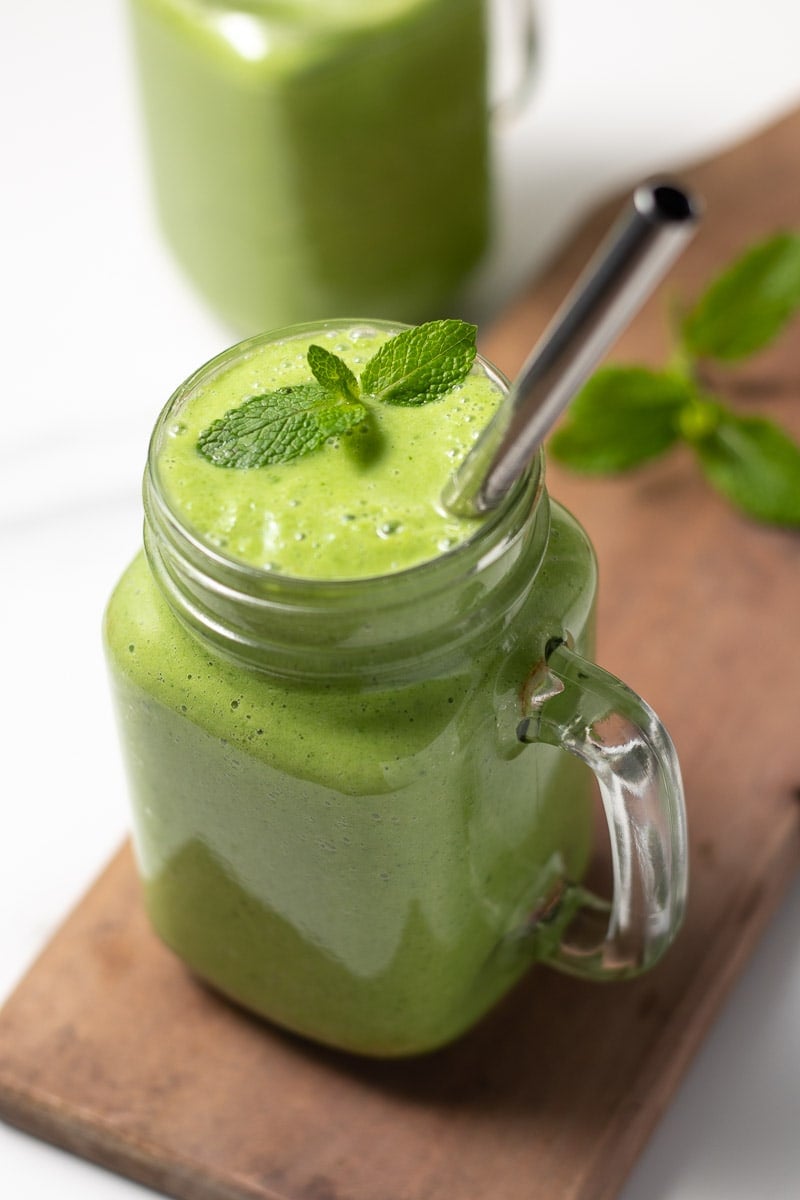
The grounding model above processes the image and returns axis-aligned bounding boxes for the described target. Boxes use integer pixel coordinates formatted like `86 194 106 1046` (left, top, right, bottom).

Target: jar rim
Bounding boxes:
145 318 545 596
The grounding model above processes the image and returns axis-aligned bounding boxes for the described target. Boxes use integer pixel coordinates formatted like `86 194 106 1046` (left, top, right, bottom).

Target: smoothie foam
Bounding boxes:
155 323 502 578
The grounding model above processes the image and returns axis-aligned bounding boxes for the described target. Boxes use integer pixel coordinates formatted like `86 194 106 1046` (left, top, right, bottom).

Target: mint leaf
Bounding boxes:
197 385 367 468
361 318 477 405
307 343 360 402
681 232 800 361
549 367 691 472
690 411 800 526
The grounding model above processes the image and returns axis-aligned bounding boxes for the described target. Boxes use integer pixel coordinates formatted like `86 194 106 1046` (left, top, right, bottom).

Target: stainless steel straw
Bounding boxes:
442 181 701 516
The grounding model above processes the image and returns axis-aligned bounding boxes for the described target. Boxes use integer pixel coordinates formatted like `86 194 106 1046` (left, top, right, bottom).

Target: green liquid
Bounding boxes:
157 323 500 578
129 0 490 330
105 324 599 1056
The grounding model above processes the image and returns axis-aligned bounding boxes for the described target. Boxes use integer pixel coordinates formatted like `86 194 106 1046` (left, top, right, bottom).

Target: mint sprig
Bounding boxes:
681 232 800 361
692 410 800 526
549 367 688 473
361 319 477 405
197 319 477 469
307 343 360 402
550 232 800 528
197 385 367 468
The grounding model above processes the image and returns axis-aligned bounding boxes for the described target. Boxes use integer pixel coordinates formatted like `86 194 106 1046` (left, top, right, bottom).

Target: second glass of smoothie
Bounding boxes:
128 0 497 331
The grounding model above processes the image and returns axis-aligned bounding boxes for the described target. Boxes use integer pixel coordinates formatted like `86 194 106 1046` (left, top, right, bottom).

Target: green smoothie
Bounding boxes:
104 321 599 1056
129 0 489 331
156 323 502 577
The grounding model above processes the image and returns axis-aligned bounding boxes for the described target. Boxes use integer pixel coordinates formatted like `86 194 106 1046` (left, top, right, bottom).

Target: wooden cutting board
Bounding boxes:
2 109 800 1200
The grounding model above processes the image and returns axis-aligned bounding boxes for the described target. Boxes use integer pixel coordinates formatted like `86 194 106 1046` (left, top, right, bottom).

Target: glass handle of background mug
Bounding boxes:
489 0 538 120
519 636 689 979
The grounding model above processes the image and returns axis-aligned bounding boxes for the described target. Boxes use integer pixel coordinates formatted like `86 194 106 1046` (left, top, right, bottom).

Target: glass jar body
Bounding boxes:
128 0 491 332
104 493 598 1057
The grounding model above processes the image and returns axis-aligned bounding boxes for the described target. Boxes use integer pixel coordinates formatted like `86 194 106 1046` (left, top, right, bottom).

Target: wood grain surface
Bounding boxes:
2 108 800 1200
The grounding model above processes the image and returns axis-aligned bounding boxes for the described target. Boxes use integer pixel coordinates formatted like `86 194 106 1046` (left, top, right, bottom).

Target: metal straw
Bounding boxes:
442 181 702 516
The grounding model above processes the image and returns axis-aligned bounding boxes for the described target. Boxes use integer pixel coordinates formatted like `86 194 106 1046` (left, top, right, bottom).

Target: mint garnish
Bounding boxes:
197 385 367 468
307 343 360 402
197 319 477 469
361 319 477 405
550 231 800 528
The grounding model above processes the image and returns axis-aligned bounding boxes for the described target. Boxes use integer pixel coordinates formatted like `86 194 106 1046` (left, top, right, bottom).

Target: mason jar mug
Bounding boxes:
104 325 687 1057
127 0 538 331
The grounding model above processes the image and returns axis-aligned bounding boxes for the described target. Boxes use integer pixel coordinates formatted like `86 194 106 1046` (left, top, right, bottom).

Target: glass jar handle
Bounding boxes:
489 0 538 121
518 637 688 979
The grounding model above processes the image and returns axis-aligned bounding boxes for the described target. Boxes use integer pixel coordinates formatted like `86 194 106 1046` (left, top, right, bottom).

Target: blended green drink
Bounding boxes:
105 320 687 1056
129 0 490 331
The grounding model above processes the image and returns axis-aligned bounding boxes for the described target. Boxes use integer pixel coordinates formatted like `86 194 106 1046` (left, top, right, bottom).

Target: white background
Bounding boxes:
2 1 799 1196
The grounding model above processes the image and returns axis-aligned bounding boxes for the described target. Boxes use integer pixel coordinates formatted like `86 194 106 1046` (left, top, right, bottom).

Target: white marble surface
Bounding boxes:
1 1 799 1196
